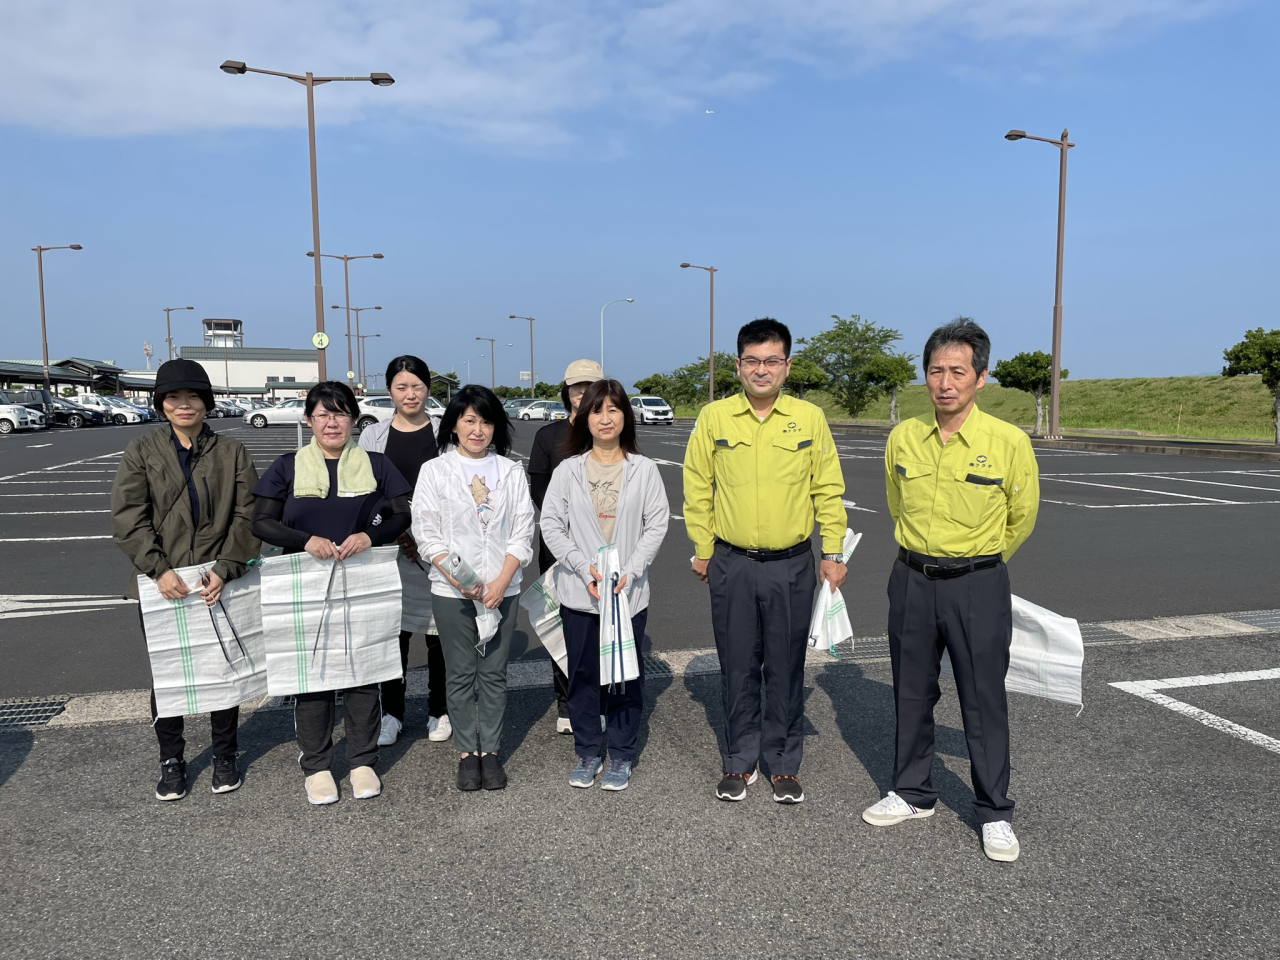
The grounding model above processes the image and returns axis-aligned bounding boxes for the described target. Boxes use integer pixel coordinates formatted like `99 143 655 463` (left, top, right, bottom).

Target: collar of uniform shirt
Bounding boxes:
729 389 795 421
926 403 986 445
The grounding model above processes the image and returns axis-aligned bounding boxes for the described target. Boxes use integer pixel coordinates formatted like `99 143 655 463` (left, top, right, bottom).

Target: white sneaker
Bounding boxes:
556 717 572 735
982 821 1020 862
377 714 402 747
304 770 339 806
861 791 936 827
428 714 453 742
350 765 382 800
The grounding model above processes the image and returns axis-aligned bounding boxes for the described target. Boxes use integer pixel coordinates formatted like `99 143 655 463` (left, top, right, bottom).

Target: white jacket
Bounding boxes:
411 448 536 599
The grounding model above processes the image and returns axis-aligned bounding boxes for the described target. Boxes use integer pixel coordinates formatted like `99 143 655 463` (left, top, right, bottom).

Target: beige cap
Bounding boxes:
563 359 604 385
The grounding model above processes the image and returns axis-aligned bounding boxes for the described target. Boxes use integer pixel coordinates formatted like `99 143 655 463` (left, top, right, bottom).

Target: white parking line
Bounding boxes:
0 492 109 497
0 510 109 516
1111 669 1280 756
1042 477 1235 502
0 480 113 485
843 499 876 514
1042 498 1280 509
0 535 113 542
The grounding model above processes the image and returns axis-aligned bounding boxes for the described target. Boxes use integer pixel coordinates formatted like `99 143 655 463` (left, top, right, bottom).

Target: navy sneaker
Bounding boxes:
600 759 632 792
570 756 603 789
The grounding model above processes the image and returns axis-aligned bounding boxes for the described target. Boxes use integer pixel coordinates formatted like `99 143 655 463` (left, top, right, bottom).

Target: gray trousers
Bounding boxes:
433 594 518 754
708 540 816 776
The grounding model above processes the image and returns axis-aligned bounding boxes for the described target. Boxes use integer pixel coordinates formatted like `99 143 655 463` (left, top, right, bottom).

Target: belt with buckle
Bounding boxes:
897 547 1000 580
717 539 812 562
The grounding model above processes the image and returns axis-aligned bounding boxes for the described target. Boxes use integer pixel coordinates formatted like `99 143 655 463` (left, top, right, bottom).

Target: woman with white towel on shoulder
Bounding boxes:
539 379 670 792
410 385 535 792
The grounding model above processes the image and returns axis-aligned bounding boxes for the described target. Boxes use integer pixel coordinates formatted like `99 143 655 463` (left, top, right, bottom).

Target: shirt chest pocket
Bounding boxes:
950 468 1005 528
770 435 812 487
894 461 935 523
713 435 755 487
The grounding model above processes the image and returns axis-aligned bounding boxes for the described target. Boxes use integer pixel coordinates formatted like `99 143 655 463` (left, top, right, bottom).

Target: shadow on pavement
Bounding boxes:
0 729 34 789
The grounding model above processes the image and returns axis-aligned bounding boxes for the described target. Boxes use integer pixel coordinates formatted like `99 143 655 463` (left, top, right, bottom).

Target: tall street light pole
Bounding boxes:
356 333 381 390
219 60 394 381
476 337 497 386
1005 128 1075 439
312 251 383 385
510 316 536 398
680 263 717 403
599 298 635 377
463 353 485 384
336 305 381 391
32 244 83 394
163 305 194 361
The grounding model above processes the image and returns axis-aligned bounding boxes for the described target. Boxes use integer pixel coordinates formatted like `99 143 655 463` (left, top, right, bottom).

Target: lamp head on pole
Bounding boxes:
371 253 384 259
1004 129 1026 141
373 306 381 311
625 298 634 303
220 60 247 75
69 244 83 250
184 305 193 310
369 73 395 87
679 262 691 268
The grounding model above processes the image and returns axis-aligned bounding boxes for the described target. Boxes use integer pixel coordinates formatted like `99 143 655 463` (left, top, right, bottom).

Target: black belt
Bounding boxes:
897 547 1000 580
717 538 812 562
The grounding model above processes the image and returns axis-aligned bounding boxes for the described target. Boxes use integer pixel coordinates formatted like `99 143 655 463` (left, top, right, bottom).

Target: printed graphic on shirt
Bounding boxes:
589 476 619 527
469 474 494 527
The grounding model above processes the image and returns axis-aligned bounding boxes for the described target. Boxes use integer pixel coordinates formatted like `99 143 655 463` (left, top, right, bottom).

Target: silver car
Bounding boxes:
630 395 674 424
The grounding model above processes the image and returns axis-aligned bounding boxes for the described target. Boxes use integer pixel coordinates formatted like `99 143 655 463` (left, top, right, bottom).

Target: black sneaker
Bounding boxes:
481 753 508 791
771 775 805 804
457 755 482 792
211 754 242 794
155 759 187 801
715 769 759 802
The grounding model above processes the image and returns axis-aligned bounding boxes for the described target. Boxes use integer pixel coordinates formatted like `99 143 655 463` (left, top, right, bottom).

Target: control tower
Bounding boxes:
202 318 243 349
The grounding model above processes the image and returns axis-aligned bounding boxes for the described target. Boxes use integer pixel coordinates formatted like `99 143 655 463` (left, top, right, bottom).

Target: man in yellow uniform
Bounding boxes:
684 319 846 804
862 318 1039 862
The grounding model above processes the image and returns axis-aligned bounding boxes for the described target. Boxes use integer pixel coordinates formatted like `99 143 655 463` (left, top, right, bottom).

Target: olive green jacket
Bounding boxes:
110 424 261 599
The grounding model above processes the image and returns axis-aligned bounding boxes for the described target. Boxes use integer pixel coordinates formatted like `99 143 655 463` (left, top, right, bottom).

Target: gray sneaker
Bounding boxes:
570 756 603 788
600 758 632 792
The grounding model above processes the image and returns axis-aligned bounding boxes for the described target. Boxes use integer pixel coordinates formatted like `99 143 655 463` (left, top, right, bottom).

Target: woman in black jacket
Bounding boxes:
251 382 412 806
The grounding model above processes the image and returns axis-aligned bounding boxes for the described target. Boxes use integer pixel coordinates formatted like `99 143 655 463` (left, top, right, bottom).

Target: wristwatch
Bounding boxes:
822 553 845 563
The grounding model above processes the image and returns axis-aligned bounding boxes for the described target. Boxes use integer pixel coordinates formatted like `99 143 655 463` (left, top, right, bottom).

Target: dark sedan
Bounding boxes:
46 397 109 428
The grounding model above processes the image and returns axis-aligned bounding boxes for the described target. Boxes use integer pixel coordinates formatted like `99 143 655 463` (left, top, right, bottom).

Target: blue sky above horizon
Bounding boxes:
1 0 1276 390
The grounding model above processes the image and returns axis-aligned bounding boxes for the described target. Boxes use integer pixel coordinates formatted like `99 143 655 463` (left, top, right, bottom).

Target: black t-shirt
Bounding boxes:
253 452 411 544
384 423 439 493
527 418 574 573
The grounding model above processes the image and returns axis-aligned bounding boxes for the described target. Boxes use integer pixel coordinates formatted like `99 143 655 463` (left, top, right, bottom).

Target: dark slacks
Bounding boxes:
887 557 1014 823
561 605 648 762
293 685 381 776
708 541 815 777
381 630 447 722
150 690 239 763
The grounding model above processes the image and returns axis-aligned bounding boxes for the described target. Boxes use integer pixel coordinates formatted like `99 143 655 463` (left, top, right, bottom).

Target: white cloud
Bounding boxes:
0 0 1226 146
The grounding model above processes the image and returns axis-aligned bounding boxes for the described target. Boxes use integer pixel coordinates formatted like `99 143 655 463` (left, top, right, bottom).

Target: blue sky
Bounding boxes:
1 0 1276 390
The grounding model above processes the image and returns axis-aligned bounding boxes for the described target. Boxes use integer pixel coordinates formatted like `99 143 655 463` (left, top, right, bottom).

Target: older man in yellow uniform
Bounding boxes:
684 318 846 805
862 318 1039 862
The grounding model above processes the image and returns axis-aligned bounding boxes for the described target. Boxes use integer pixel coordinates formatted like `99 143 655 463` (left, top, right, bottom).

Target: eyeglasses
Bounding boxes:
738 357 787 372
310 413 351 424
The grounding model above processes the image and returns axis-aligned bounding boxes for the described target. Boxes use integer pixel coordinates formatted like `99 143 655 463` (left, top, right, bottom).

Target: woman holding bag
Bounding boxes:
410 385 535 792
251 381 412 806
540 379 670 791
359 355 451 747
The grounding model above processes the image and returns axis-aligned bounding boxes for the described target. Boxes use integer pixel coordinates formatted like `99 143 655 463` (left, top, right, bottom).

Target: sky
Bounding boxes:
1 0 1276 390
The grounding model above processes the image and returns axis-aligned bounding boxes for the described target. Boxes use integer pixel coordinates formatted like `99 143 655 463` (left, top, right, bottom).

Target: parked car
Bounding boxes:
214 400 247 419
46 397 108 428
518 400 568 421
0 402 45 434
1 388 55 419
355 396 395 430
629 395 674 425
245 397 306 428
502 397 537 417
74 394 151 424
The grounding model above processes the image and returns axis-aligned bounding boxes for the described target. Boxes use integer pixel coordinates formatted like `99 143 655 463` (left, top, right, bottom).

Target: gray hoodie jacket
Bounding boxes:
539 451 670 614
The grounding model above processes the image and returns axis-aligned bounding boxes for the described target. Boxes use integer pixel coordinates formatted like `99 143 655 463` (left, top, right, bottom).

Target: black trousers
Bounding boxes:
294 685 381 776
150 690 238 763
887 556 1014 823
561 606 648 762
381 630 447 722
708 541 815 777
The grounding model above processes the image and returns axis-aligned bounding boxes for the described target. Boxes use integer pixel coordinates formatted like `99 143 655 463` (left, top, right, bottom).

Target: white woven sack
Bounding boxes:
597 545 639 686
396 552 437 634
940 594 1084 708
259 546 404 696
518 565 568 676
807 529 862 654
138 564 267 719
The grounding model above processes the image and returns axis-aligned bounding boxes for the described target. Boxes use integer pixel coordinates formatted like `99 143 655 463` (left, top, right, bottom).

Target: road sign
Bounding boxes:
312 332 330 349
519 371 531 382
347 370 355 379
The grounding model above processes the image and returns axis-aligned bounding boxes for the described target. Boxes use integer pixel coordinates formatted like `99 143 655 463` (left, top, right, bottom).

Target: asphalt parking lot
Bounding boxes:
2 416 1278 959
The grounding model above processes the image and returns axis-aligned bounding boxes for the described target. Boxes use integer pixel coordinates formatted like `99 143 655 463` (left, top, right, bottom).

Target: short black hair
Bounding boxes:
304 381 359 419
437 385 512 456
385 355 432 389
737 318 792 358
154 389 215 418
922 317 991 375
563 380 640 458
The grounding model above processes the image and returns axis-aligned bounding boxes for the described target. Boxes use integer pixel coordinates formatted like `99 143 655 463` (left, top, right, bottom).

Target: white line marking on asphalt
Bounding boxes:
0 480 112 484
27 443 51 448
0 450 123 483
0 492 109 497
671 514 684 520
1041 498 1280 509
0 535 113 542
842 499 876 513
1041 477 1235 502
0 594 137 620
652 458 682 467
0 510 109 515
1111 672 1280 756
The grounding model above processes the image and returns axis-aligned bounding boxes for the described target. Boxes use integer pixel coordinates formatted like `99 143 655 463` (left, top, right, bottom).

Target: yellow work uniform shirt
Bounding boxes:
683 392 846 560
885 404 1039 561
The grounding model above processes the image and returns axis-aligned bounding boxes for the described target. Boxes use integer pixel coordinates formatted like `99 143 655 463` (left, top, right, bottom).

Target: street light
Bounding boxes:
599 298 635 377
312 251 383 383
356 332 381 391
1005 127 1075 439
475 337 498 386
680 263 717 403
32 244 83 394
463 353 486 384
510 315 536 398
163 305 194 361
219 59 394 380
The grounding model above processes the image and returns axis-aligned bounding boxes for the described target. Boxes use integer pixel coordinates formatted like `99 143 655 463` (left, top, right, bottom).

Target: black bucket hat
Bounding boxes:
154 358 215 414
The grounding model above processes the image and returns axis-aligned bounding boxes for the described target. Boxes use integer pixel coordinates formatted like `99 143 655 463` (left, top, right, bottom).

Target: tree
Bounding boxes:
991 351 1069 436
633 373 675 399
796 314 902 417
784 356 829 398
866 352 917 426
1223 327 1280 444
534 381 560 400
430 373 459 400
